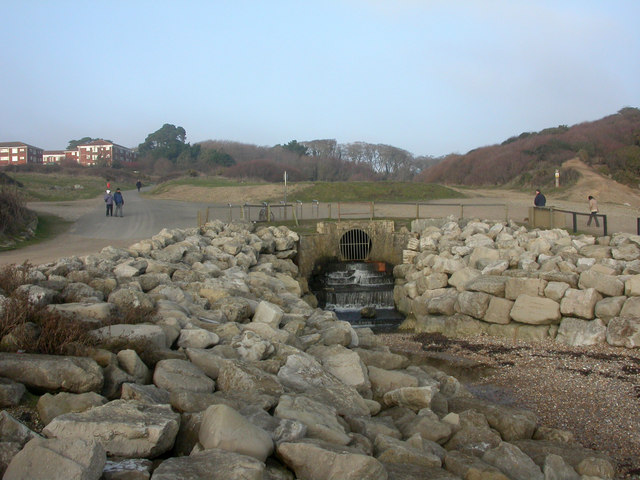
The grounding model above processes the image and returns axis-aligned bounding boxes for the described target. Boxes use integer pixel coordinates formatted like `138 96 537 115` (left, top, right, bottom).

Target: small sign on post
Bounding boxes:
555 169 560 188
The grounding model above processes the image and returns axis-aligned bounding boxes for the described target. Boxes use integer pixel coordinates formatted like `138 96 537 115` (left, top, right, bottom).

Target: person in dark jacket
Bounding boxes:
104 189 114 216
113 188 125 217
534 189 546 207
136 179 142 192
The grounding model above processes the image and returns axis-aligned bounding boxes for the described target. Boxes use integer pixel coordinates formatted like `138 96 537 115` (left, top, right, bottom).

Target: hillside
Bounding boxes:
416 107 640 188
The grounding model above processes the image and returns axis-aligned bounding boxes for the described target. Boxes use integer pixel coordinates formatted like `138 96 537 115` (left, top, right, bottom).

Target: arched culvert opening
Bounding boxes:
340 229 372 261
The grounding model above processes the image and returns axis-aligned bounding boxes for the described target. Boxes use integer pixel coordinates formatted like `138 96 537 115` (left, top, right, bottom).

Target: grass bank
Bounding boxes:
290 181 464 203
7 173 134 201
0 213 71 252
149 176 258 195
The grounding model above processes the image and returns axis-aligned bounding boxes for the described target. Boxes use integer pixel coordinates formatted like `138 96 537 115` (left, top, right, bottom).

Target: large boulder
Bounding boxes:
510 295 560 325
151 448 266 480
43 400 180 458
277 439 388 480
0 353 103 394
199 404 273 461
3 437 105 480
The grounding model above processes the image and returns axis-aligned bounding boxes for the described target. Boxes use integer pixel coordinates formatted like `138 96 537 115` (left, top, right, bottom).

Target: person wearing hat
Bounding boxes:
113 188 125 217
104 189 114 216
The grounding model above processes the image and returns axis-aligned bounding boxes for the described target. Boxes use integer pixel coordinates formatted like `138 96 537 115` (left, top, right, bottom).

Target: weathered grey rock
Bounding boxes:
556 318 607 346
344 415 401 443
252 300 284 328
36 391 107 426
560 288 601 320
117 349 151 384
443 410 501 455
505 277 547 300
543 282 570 302
512 439 614 477
374 433 441 468
606 316 640 348
483 297 514 324
92 324 167 349
217 358 284 399
0 378 25 407
382 386 436 411
121 383 170 405
0 411 41 447
594 296 626 322
448 267 481 291
3 437 105 480
199 404 273 461
153 359 215 393
353 348 409 370
274 394 350 445
448 396 538 441
393 408 453 444
152 448 265 480
578 269 624 297
482 441 543 480
620 295 640 317
455 291 491 319
277 353 369 416
510 295 560 325
465 275 507 296
277 439 388 480
0 353 103 393
367 366 418 400
176 328 220 349
107 288 154 312
308 344 371 395
232 330 275 361
47 302 115 322
444 450 510 480
43 400 179 458
543 454 580 480
102 458 153 480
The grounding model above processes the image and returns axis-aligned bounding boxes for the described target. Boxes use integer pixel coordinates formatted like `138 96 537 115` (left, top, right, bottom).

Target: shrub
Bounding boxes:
0 187 33 236
0 290 96 355
0 262 32 295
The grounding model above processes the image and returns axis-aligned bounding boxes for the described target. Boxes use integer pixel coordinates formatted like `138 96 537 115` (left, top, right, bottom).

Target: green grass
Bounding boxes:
9 173 134 201
149 176 260 195
289 182 464 203
0 213 72 252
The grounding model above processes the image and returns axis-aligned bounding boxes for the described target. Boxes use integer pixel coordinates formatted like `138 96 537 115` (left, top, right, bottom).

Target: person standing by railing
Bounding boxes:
534 189 546 207
587 195 600 227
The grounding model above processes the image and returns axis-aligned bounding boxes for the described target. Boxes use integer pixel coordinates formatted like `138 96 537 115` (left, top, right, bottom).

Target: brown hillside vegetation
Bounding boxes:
417 107 640 187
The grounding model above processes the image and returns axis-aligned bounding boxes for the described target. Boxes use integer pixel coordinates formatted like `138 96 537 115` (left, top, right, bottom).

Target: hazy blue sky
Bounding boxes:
2 1 638 157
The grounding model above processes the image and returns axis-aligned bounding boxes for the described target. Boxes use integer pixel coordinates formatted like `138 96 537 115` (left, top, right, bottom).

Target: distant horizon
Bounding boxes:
2 2 638 158
6 106 637 159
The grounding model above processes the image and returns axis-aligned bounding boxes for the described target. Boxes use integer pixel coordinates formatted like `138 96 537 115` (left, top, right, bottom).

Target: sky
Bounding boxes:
1 1 639 157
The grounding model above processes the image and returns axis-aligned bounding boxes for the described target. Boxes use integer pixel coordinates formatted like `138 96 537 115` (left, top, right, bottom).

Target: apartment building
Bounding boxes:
76 140 136 166
43 149 79 164
0 142 43 165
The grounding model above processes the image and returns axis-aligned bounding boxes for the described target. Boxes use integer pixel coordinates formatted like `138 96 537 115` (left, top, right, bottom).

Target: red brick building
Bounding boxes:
77 140 136 166
43 149 80 164
0 142 43 165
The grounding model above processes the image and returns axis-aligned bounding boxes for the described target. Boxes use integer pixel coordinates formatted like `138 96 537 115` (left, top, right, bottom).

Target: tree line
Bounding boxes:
128 124 440 182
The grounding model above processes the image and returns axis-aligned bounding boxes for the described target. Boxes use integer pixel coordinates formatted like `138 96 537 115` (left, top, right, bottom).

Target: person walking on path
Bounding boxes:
534 189 546 207
136 179 142 192
104 189 114 216
587 195 600 227
114 188 125 217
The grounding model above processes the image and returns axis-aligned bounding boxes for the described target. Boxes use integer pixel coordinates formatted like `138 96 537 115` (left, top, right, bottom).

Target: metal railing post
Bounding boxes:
328 203 331 219
206 207 210 224
370 201 374 220
572 212 577 233
460 205 464 219
337 202 341 221
549 207 554 228
416 203 419 219
603 215 607 236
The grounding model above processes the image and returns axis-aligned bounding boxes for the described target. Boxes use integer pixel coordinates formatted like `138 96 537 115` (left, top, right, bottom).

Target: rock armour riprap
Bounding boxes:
0 220 617 479
397 216 640 348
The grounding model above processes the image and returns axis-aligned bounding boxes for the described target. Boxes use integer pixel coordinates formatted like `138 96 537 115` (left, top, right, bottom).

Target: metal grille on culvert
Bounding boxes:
339 229 372 261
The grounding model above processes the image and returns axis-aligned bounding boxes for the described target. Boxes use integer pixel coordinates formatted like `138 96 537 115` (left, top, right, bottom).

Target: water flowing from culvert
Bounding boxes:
309 261 404 331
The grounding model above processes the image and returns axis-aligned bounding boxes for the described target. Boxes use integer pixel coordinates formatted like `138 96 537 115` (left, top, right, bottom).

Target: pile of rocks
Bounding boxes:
0 220 616 479
395 217 640 348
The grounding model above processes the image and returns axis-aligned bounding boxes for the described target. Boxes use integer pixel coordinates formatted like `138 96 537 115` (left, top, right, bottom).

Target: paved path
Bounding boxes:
0 188 210 266
2 187 639 266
